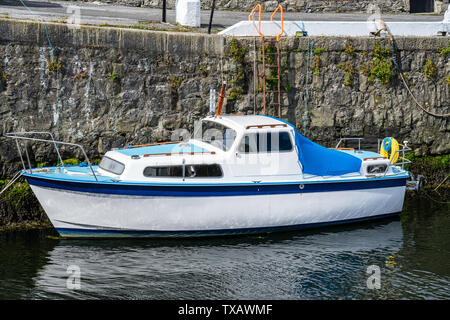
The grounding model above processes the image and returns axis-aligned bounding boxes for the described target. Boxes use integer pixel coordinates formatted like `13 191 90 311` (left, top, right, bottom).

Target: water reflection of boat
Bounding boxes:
8 115 412 238
30 220 404 299
0 230 58 299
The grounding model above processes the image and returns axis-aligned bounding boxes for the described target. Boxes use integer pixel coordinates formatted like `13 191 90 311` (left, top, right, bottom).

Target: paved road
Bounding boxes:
0 0 445 32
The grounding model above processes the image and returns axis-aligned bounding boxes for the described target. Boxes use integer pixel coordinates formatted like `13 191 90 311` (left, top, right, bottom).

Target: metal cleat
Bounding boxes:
406 173 423 191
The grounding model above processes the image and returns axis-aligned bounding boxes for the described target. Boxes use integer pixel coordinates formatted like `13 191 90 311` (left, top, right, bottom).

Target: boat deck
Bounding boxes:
22 162 409 187
26 166 113 183
339 150 383 160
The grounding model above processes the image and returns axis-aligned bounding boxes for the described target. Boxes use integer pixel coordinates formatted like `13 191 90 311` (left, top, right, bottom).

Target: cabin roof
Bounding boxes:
208 115 288 131
116 142 209 157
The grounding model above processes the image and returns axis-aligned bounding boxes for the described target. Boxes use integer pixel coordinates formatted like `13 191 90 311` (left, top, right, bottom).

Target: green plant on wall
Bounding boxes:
5 182 32 211
226 38 249 105
48 58 62 73
262 42 291 92
404 153 450 173
170 75 182 89
199 65 208 76
337 63 356 86
369 58 393 84
109 73 119 81
266 68 278 91
262 42 276 65
227 68 246 102
344 42 355 57
311 47 326 76
362 41 394 85
62 158 81 166
229 37 247 64
313 55 320 76
423 58 437 80
227 86 244 102
312 48 326 55
230 69 245 84
437 45 450 58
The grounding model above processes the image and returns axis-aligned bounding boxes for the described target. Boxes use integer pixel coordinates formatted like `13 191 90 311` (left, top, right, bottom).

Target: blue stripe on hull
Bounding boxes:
25 175 408 197
55 212 400 238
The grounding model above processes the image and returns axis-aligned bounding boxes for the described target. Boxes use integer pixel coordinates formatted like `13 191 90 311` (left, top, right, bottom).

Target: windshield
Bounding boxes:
196 120 236 151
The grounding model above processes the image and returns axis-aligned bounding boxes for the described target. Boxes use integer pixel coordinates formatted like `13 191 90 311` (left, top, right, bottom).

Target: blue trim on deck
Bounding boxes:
55 212 400 238
24 174 408 197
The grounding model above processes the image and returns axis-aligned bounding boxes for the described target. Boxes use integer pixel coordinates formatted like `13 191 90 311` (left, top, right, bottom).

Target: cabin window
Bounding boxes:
196 120 236 151
99 156 125 175
238 131 293 153
143 164 223 178
367 164 388 174
143 166 183 177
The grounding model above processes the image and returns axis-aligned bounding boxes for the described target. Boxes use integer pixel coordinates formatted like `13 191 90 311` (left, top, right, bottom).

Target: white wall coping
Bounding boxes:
218 20 449 37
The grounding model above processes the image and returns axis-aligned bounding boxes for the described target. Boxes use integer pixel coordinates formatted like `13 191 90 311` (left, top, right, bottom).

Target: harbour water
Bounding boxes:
0 194 448 300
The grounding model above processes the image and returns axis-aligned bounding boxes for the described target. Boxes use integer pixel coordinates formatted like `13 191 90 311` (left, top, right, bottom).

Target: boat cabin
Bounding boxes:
96 115 392 182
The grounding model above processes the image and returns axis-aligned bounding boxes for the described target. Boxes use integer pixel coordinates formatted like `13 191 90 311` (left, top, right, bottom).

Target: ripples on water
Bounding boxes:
0 195 448 300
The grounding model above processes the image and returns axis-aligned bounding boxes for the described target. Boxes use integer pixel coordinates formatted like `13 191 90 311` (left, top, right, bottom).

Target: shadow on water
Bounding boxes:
0 228 59 300
0 196 448 300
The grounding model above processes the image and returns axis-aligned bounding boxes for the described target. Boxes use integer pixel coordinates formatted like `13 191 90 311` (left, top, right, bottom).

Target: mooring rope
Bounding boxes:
0 171 23 197
18 0 62 139
253 36 257 115
420 189 450 205
434 173 450 192
375 20 450 118
304 36 313 135
298 21 314 136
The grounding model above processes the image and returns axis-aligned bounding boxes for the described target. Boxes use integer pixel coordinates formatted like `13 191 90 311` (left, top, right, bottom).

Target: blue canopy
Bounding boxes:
266 117 362 176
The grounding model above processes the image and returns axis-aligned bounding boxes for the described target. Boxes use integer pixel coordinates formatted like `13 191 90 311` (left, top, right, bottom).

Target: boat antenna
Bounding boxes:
209 83 216 116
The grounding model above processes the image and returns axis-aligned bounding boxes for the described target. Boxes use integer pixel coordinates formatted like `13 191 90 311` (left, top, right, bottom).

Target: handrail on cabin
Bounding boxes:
123 141 181 150
329 147 355 151
143 151 216 158
335 137 363 151
246 124 287 129
248 4 264 37
270 5 284 41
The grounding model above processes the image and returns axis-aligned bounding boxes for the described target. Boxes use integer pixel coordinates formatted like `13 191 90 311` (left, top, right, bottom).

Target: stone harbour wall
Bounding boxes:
0 18 449 178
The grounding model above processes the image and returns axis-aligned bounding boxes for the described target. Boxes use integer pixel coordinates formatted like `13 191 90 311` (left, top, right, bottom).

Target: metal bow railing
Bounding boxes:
4 132 98 181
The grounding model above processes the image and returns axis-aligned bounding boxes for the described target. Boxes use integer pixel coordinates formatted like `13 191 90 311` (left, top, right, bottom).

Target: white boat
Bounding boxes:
6 115 417 238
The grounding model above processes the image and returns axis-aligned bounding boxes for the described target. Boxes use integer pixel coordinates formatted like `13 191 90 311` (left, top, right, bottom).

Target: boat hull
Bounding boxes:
26 176 408 238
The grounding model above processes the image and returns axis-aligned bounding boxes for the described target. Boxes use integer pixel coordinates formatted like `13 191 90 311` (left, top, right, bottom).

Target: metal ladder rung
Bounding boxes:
258 34 282 118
